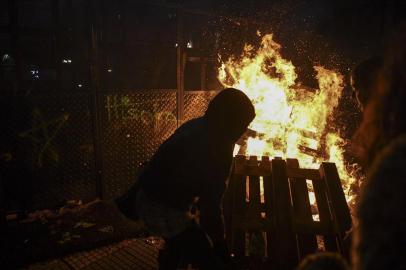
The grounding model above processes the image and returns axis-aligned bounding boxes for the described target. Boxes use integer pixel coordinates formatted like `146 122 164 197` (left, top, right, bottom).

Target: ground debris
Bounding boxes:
74 221 96 229
98 225 114 233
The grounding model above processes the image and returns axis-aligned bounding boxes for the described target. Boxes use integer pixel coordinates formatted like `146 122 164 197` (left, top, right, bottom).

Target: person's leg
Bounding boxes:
176 223 225 270
136 192 224 269
158 237 183 270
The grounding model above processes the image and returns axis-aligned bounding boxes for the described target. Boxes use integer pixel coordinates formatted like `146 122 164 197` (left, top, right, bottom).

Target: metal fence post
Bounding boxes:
87 0 104 199
51 0 61 88
8 0 22 95
176 6 184 127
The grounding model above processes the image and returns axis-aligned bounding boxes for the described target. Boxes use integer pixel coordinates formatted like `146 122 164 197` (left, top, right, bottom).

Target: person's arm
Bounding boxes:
199 143 233 245
199 179 231 262
199 180 226 244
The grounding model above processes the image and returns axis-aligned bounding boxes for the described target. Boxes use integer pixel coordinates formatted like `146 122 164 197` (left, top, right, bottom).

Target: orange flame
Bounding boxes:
218 33 357 202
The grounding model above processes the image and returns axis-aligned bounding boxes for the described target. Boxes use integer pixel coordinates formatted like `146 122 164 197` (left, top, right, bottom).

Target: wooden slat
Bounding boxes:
234 164 271 176
260 157 274 267
228 155 351 265
246 157 264 257
260 158 271 218
287 167 321 180
320 162 352 233
260 157 272 220
232 216 273 231
235 164 321 179
231 156 247 257
287 159 318 258
248 156 262 219
320 162 352 253
233 155 271 176
270 159 299 269
292 220 335 235
312 171 338 252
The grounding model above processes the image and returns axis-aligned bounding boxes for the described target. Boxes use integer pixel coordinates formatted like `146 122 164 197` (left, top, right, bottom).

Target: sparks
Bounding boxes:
218 33 359 203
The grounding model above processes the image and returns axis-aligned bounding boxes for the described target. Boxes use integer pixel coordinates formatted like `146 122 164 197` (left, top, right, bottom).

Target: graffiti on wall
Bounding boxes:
19 108 69 167
105 95 177 126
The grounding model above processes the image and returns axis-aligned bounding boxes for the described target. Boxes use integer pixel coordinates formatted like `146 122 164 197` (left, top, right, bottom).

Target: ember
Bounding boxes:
218 33 359 204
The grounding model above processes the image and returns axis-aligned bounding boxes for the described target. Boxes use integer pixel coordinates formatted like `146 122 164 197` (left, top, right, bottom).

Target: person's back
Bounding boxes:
116 88 255 270
139 117 232 211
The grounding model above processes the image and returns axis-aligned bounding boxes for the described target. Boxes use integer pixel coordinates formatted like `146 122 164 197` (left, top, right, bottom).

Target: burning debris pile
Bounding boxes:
218 33 359 203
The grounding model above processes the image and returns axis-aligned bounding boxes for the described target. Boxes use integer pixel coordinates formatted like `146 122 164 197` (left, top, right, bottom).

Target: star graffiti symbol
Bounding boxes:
19 108 70 167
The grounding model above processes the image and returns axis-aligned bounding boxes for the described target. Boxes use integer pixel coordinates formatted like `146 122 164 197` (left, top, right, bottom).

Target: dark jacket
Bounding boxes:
118 117 234 242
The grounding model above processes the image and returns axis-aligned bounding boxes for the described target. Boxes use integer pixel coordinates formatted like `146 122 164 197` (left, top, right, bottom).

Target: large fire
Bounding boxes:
218 33 357 203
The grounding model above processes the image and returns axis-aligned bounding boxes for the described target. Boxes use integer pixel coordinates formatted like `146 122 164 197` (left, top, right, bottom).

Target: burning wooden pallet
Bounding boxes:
223 155 352 269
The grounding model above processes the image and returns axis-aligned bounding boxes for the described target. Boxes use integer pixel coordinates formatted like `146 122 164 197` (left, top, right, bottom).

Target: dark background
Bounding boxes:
1 0 405 211
2 0 406 92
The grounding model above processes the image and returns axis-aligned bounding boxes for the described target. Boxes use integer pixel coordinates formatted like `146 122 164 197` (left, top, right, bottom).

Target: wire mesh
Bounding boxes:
100 91 177 199
183 90 219 122
22 93 96 208
2 90 220 209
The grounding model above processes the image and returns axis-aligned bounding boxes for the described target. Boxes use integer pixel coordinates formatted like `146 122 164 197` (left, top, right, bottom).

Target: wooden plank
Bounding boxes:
312 172 338 252
292 220 335 235
234 160 321 178
232 217 272 231
246 156 264 257
231 156 247 257
260 157 272 223
237 166 271 176
233 155 271 176
248 156 262 220
320 162 352 253
320 162 352 233
233 155 246 173
229 156 350 264
234 164 271 176
287 167 321 180
260 157 274 267
270 159 299 269
287 159 318 258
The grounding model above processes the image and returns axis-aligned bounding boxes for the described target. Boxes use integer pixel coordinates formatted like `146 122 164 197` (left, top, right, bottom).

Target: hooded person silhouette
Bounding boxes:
116 88 255 269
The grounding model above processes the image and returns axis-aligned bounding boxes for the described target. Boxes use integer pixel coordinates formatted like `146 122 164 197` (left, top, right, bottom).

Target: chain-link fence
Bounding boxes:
1 90 218 208
100 90 219 199
100 90 178 199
